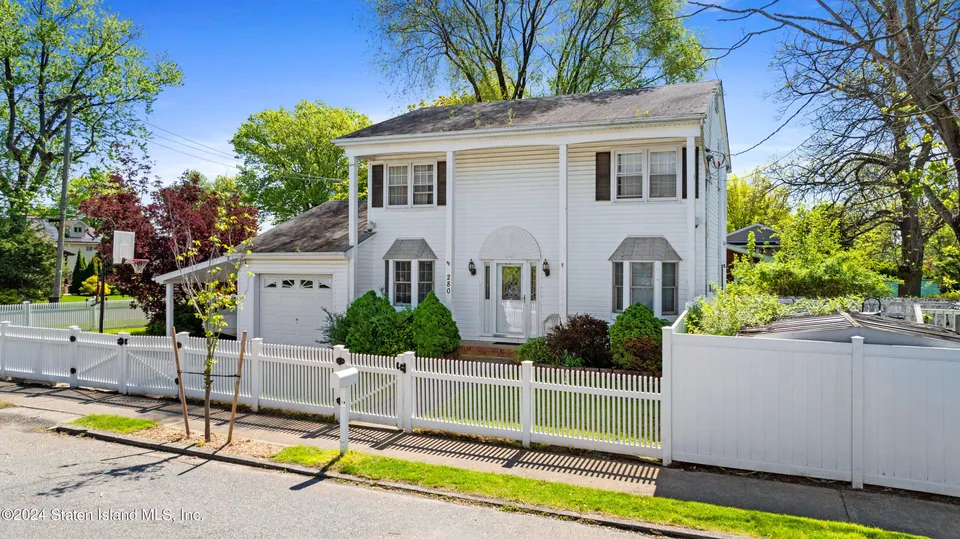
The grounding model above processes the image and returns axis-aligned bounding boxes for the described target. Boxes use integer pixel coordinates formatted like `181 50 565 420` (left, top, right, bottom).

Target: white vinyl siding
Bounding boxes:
570 140 692 321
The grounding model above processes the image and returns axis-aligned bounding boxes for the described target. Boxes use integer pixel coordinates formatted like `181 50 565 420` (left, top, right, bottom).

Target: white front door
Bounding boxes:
496 263 525 335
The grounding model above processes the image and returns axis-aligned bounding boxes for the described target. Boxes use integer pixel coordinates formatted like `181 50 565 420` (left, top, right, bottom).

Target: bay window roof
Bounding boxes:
383 238 437 260
609 236 682 262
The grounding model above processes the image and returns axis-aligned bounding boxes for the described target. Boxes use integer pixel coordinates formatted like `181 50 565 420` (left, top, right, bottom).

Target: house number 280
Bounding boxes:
446 273 452 294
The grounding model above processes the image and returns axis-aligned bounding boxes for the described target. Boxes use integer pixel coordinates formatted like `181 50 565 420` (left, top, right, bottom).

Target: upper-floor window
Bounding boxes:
388 165 409 207
614 148 680 201
386 162 435 208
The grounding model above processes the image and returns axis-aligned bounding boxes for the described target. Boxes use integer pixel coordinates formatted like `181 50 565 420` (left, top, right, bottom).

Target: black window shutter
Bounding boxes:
371 165 384 208
695 147 700 199
682 148 701 199
595 152 611 201
437 161 446 206
682 148 688 199
384 260 390 294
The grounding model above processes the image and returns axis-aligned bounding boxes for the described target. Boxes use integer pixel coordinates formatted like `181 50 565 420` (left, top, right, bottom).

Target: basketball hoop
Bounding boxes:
128 258 150 274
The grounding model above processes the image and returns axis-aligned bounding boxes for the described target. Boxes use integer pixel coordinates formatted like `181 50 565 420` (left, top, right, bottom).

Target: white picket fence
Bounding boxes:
0 300 148 331
0 322 662 458
662 312 960 498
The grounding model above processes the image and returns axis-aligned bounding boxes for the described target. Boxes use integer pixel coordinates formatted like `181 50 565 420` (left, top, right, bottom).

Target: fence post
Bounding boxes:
22 301 31 327
176 332 191 397
249 338 263 412
0 321 9 377
118 331 130 394
660 325 674 466
851 336 865 489
333 345 350 419
402 351 415 433
393 352 405 430
88 299 96 331
520 360 533 448
68 326 80 388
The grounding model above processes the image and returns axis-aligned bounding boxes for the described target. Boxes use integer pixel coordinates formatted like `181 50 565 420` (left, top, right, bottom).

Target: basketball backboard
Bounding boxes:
112 231 135 263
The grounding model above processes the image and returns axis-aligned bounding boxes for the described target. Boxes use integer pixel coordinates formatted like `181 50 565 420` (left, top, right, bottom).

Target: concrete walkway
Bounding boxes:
2 381 957 538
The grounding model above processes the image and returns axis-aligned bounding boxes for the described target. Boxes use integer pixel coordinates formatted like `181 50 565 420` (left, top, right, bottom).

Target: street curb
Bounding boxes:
52 425 739 539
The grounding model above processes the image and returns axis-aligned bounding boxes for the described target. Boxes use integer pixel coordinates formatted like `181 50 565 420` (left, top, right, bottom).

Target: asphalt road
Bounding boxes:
0 413 648 539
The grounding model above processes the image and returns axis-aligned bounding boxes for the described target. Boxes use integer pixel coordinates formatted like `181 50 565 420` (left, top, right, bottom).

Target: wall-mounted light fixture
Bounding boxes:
542 259 550 277
468 259 477 276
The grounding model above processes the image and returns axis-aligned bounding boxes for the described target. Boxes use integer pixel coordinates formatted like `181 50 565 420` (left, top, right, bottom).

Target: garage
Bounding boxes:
259 274 334 346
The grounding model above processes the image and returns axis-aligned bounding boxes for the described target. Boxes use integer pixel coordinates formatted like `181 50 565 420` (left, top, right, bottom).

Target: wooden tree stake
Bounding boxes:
227 331 248 444
171 326 191 436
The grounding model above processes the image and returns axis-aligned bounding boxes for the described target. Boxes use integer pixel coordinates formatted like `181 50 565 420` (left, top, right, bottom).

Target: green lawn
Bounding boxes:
69 414 158 434
323 452 918 539
102 326 150 336
272 446 341 468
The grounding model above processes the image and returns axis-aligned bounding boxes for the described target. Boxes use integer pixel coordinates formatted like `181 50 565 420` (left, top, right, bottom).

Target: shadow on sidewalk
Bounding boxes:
4 381 958 539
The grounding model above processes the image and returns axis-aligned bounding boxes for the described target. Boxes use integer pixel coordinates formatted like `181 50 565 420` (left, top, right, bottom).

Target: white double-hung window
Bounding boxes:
386 162 435 207
384 238 437 308
614 148 680 201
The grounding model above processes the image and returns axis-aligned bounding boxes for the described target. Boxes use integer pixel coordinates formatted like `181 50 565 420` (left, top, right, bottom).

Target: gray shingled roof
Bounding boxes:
339 81 720 140
250 200 372 254
739 312 960 344
609 237 682 262
727 224 779 246
383 238 437 260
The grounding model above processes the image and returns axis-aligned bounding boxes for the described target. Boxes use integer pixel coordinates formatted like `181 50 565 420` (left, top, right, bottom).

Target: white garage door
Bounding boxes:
259 275 334 346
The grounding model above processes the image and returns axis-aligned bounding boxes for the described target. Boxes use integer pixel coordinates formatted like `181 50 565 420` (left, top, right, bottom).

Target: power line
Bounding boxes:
146 121 237 159
144 138 349 184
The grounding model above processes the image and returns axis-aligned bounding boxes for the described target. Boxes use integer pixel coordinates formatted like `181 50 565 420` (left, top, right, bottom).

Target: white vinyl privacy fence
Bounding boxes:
662 313 960 498
0 300 148 331
0 323 662 459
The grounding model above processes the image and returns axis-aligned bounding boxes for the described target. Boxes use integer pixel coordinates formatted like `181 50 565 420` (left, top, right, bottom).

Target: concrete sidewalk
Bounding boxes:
1 381 957 538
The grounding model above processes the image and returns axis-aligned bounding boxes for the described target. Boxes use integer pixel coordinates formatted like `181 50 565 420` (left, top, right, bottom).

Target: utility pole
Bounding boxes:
49 94 90 303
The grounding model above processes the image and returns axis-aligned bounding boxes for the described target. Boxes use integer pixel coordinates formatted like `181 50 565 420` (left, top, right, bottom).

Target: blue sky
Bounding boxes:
105 0 807 182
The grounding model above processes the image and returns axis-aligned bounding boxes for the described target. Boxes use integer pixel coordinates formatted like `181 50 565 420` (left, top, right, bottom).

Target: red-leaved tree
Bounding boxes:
81 171 258 329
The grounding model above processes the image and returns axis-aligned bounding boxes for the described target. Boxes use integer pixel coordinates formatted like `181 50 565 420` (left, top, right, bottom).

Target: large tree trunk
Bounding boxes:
898 215 925 297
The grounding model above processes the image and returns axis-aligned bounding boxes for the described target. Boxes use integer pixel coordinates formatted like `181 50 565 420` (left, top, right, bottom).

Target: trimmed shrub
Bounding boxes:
80 275 110 296
69 252 88 295
321 308 349 346
619 337 662 374
610 303 668 370
412 291 460 357
375 308 415 356
545 314 611 368
342 291 400 354
516 337 553 364
145 302 204 337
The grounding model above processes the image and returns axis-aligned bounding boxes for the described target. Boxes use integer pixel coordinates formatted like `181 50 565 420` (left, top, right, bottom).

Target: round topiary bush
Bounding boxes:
610 303 668 371
544 313 611 368
412 290 460 357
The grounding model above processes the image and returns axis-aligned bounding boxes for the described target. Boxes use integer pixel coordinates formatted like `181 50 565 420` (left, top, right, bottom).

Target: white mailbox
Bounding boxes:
330 367 359 389
330 367 359 455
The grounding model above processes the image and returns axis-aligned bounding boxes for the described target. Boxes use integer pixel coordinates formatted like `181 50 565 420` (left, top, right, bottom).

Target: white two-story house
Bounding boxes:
157 80 730 346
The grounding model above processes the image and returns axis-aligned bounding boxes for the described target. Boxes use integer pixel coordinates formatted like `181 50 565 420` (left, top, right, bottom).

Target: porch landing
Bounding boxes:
459 340 520 361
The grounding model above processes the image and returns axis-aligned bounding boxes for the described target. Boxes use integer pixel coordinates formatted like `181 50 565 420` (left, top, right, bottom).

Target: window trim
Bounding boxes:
610 146 682 203
661 262 679 316
381 160 438 209
417 260 435 304
392 260 413 307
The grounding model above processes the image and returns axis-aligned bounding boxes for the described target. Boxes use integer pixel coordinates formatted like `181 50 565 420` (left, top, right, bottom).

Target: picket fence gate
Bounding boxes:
0 300 148 331
0 322 662 458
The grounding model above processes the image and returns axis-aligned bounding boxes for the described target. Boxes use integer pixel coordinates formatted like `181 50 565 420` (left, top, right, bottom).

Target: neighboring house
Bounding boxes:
157 80 731 346
739 311 960 349
725 223 779 281
32 217 102 272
